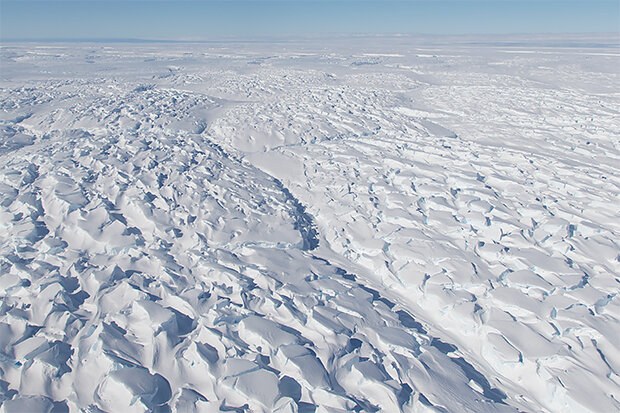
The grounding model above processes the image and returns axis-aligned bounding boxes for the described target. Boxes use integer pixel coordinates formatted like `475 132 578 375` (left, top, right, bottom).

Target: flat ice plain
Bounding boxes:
0 35 618 412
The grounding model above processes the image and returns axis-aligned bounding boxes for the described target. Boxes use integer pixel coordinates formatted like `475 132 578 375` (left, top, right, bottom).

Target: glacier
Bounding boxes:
0 35 618 412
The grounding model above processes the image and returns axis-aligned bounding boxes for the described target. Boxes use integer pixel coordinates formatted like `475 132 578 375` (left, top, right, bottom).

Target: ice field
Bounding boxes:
0 35 618 412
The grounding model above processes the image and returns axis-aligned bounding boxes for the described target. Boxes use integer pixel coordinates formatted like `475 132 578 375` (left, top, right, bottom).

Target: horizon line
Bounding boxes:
2 32 619 43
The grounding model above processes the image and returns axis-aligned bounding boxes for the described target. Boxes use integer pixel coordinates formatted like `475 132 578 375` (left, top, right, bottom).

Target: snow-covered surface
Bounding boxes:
0 35 618 412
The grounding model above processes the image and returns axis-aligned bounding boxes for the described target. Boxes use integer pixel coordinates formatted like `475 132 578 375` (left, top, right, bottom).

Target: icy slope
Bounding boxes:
0 37 619 412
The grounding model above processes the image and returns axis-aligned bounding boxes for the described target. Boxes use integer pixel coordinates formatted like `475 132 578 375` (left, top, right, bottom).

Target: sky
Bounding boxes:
1 0 619 41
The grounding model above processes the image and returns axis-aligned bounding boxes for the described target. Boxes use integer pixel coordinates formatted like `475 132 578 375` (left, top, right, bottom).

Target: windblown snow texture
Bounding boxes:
0 36 618 412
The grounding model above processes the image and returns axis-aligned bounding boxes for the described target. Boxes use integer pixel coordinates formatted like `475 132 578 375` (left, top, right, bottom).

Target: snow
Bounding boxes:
0 35 618 412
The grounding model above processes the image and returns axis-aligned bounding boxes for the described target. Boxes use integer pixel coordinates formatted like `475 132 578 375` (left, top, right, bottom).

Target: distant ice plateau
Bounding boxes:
0 35 618 412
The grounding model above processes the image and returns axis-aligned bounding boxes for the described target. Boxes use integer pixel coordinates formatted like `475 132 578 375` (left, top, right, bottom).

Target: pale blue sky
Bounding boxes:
1 1 619 41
